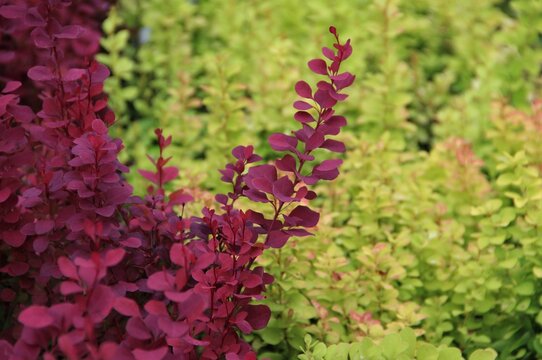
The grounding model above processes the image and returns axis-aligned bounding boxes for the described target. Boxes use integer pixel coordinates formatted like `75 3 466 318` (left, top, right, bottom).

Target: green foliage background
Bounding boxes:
98 0 542 358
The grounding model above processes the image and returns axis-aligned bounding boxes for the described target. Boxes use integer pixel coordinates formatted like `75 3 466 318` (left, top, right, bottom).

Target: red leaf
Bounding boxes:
162 166 179 183
18 306 54 329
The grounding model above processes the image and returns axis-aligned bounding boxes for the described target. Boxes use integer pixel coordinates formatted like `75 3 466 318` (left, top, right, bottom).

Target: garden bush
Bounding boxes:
2 0 542 359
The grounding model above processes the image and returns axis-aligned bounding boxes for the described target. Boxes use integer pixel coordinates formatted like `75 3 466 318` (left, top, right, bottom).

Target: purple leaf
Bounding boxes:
286 206 320 227
268 133 297 152
293 100 313 110
308 59 328 75
294 111 314 123
321 139 346 153
266 230 290 248
54 25 84 39
272 176 295 202
2 81 21 94
295 80 312 98
243 304 271 330
28 66 54 81
316 159 343 172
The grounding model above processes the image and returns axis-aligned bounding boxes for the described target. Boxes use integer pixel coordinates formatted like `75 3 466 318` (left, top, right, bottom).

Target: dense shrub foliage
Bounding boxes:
2 0 542 359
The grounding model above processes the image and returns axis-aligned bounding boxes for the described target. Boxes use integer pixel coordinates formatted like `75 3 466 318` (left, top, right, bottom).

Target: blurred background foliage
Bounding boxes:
98 0 542 358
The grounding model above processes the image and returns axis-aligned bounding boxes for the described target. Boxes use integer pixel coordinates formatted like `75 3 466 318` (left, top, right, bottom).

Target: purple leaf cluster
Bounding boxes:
0 3 354 359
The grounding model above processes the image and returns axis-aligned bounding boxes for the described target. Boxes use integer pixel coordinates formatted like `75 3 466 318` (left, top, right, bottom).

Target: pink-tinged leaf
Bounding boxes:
132 347 168 360
58 257 78 279
138 169 157 184
158 317 188 337
295 80 312 98
322 47 335 60
316 159 343 171
63 68 85 82
162 166 179 183
2 81 21 94
91 63 110 84
3 230 25 248
114 297 140 317
268 133 297 152
144 300 168 316
293 100 313 110
286 206 320 227
321 139 346 153
54 25 84 39
126 317 152 340
294 111 314 123
0 5 25 19
92 119 108 134
266 230 290 248
308 59 328 75
31 28 54 48
170 189 193 205
244 304 271 330
35 219 54 235
170 243 193 267
28 66 54 81
33 236 48 254
60 281 83 296
105 248 125 267
120 237 142 248
147 271 174 291
18 306 54 329
88 285 115 322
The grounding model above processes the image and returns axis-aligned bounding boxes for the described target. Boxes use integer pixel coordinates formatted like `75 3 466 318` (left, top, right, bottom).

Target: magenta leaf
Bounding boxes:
113 297 141 317
54 25 84 39
147 271 175 291
293 100 313 110
18 306 54 329
295 80 312 98
27 66 54 81
308 59 328 75
132 347 168 360
268 133 298 152
294 111 315 123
